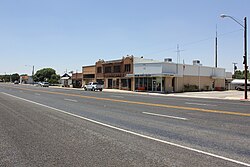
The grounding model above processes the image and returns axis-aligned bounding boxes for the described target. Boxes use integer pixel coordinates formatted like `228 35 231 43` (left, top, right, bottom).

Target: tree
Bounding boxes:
34 68 60 84
11 73 20 82
49 74 60 84
233 70 244 79
233 70 250 79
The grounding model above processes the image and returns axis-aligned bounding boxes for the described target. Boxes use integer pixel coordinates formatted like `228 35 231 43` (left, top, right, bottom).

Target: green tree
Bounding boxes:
49 74 60 84
34 68 60 84
11 73 20 82
234 70 244 79
233 70 250 79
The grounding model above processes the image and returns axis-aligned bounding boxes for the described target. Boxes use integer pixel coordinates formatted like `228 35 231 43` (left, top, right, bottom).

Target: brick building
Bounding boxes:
82 55 133 90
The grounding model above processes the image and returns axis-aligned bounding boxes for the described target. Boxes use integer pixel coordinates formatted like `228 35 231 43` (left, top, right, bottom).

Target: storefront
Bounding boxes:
126 74 173 92
135 77 163 92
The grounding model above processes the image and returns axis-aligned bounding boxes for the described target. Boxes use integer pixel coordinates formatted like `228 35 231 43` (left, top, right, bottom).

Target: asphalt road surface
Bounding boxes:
0 83 249 167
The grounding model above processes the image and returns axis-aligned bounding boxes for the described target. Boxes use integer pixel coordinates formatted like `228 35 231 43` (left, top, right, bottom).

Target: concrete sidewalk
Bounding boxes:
103 89 250 101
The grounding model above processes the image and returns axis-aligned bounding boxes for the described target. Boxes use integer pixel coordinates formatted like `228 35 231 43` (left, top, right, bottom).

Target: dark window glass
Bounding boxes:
104 66 112 73
114 65 121 73
97 67 102 73
125 64 131 72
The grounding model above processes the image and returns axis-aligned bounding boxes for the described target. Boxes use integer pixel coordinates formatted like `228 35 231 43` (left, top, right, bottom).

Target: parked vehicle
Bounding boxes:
38 82 50 87
14 80 19 84
84 82 103 91
235 84 250 91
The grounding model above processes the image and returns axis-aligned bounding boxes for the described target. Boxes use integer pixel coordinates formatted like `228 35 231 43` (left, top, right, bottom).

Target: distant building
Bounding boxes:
20 75 34 84
82 65 96 86
60 73 72 87
72 72 83 88
228 79 250 90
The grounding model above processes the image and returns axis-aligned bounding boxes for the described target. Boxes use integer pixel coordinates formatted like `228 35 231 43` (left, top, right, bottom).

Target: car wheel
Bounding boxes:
100 88 103 91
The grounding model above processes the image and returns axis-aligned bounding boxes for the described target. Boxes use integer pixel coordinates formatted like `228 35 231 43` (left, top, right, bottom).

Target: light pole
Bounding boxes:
232 62 237 75
221 14 248 99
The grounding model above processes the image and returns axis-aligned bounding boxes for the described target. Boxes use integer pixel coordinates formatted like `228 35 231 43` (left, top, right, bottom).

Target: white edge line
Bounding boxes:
185 102 217 107
64 98 78 102
142 112 188 121
1 92 250 167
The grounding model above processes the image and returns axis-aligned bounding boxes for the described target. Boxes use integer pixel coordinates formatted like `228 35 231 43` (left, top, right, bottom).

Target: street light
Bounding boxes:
221 14 248 99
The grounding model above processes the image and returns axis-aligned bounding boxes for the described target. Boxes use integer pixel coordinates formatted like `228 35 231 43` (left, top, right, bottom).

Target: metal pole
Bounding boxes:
215 25 218 68
244 17 248 99
32 65 34 85
232 62 237 75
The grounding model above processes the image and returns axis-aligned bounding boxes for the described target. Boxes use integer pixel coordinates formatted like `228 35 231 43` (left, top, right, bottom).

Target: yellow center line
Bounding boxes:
3 85 250 117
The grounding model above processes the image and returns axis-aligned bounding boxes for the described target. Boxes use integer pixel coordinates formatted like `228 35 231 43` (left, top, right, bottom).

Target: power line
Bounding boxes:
143 29 242 56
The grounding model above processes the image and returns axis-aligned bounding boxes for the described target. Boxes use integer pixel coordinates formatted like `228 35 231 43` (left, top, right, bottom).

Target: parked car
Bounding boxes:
84 82 103 91
235 84 250 91
38 82 50 87
14 80 19 84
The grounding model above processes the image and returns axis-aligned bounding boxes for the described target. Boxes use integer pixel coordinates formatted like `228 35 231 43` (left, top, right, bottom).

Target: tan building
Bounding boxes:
131 57 226 93
72 73 83 88
95 56 133 90
82 65 96 86
82 56 133 90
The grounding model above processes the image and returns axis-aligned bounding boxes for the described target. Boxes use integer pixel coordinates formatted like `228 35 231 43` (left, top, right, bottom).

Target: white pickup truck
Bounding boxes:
84 82 103 91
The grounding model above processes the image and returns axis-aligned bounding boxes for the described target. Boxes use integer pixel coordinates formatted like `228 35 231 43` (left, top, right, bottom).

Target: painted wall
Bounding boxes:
134 61 225 78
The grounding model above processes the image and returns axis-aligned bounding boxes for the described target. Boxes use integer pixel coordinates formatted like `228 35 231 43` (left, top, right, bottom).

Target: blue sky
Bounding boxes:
0 0 249 75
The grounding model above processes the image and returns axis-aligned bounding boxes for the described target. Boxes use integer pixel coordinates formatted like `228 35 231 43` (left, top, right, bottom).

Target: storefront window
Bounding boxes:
148 78 152 91
121 79 127 87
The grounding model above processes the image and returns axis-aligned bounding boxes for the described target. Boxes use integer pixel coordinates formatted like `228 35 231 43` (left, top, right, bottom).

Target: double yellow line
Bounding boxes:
5 85 250 117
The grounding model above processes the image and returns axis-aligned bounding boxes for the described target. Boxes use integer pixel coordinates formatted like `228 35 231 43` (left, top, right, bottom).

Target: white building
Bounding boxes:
128 57 226 92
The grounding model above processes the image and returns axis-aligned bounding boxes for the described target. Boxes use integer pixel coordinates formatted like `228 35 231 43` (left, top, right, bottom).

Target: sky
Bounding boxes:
0 0 249 75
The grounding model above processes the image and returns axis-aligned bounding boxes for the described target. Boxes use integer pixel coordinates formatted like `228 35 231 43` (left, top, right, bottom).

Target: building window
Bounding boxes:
125 64 131 72
97 67 102 73
114 65 121 73
104 66 112 73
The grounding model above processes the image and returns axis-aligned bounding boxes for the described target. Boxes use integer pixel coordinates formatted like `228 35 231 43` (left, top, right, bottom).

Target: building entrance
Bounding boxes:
135 77 164 92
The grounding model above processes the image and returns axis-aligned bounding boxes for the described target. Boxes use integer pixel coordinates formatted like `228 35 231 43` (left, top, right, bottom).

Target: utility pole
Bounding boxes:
175 44 184 92
32 66 34 85
243 17 248 99
176 44 184 64
215 25 218 68
221 14 248 99
232 62 237 75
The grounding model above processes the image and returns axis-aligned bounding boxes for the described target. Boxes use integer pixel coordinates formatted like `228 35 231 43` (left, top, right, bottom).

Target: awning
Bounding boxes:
231 79 250 84
61 77 70 80
126 73 175 77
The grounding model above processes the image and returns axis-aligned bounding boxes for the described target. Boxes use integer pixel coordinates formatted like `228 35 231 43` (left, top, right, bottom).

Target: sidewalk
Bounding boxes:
103 89 250 101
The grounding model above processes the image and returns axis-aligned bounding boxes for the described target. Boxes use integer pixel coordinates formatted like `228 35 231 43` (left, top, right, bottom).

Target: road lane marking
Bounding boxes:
35 93 41 96
110 95 124 98
2 86 250 117
142 112 188 120
185 102 217 107
64 98 78 103
1 92 249 167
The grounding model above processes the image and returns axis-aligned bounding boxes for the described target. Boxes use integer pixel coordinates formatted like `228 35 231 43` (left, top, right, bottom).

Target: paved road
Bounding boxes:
0 83 249 167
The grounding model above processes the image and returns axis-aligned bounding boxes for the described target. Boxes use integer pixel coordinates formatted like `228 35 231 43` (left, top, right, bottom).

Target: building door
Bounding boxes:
172 78 175 92
108 79 113 88
152 79 157 91
128 79 131 90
